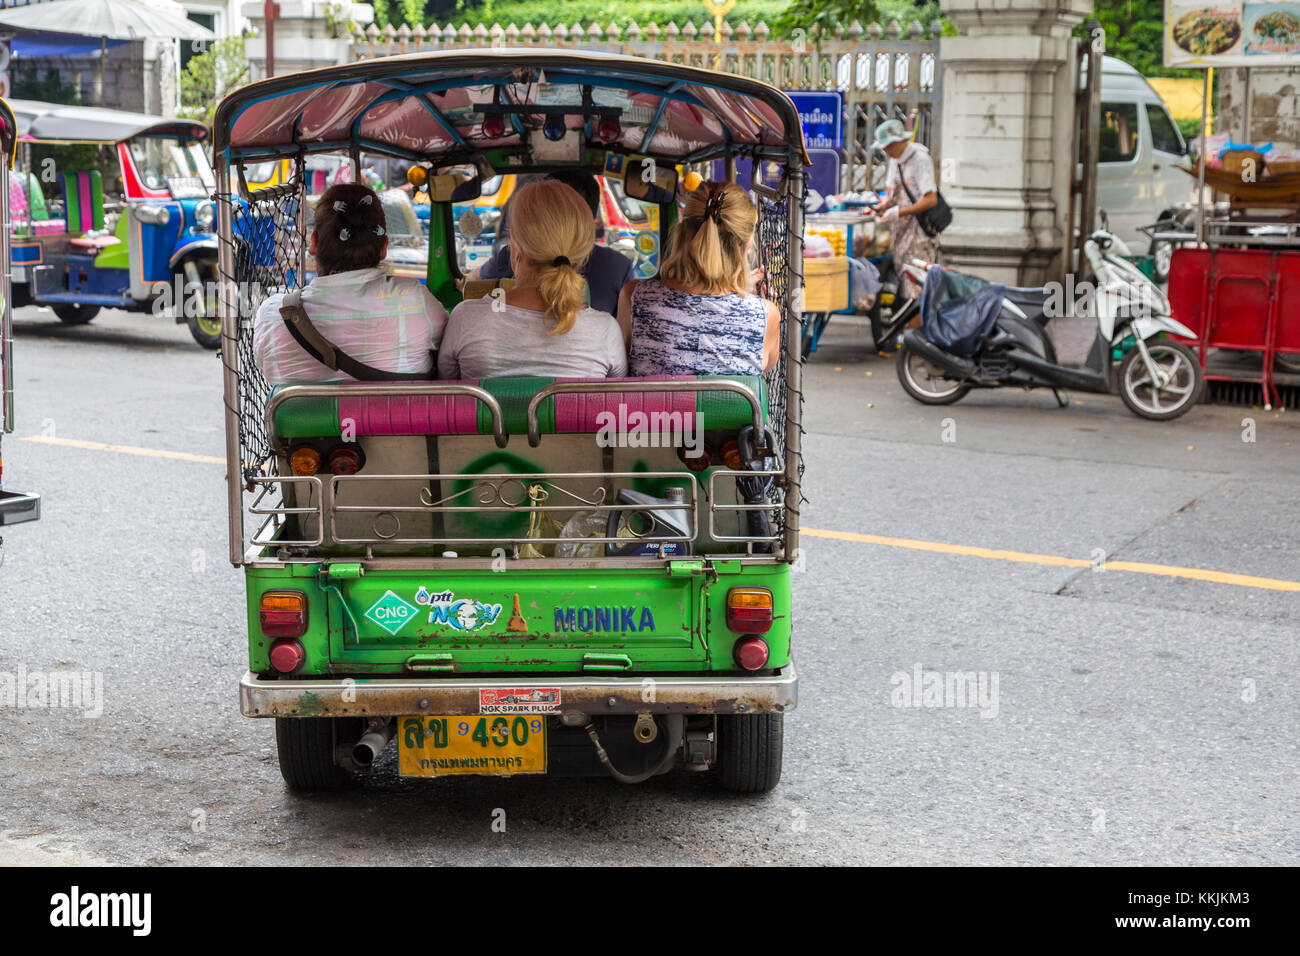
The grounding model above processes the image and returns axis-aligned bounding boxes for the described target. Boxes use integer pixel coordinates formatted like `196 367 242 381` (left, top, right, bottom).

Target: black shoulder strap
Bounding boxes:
279 289 429 382
899 174 917 205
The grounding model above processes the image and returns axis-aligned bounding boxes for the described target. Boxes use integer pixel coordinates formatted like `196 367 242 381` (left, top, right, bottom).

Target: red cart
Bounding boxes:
1166 221 1300 410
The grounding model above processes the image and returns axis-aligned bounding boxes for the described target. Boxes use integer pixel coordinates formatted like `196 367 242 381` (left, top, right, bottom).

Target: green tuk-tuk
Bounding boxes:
215 50 806 792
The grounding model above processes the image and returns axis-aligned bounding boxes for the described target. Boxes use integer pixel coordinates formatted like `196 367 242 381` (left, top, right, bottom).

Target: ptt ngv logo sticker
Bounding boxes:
415 587 503 631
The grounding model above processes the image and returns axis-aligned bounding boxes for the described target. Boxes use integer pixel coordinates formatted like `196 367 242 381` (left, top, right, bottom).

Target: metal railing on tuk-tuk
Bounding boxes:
212 51 808 570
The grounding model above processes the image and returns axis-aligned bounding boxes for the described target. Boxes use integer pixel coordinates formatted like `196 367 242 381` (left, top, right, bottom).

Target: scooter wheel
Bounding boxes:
896 341 970 405
1118 340 1203 421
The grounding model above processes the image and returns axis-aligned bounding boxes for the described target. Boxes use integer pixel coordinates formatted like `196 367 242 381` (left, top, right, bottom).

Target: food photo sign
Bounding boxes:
1166 1 1300 65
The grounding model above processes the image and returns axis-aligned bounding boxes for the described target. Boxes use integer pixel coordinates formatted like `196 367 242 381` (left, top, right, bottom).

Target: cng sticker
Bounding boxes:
364 590 420 635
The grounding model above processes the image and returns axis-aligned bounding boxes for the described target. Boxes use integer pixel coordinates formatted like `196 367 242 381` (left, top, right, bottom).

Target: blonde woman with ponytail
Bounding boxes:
617 180 781 376
438 179 627 379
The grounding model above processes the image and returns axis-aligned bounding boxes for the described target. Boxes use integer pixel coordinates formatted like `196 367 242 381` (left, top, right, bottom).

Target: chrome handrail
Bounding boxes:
264 382 509 450
524 379 765 447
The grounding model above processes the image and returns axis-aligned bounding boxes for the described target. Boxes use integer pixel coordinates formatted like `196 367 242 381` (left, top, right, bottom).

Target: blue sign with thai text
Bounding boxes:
785 90 844 151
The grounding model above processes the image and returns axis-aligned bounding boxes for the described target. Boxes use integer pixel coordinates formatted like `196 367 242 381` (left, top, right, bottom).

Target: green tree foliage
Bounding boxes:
178 37 251 126
12 66 81 105
1081 0 1198 77
773 0 941 37
367 0 939 33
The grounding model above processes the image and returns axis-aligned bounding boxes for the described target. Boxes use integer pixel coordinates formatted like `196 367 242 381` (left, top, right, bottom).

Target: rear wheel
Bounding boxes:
1118 340 1202 420
275 717 360 792
53 303 99 325
716 713 784 793
896 341 971 405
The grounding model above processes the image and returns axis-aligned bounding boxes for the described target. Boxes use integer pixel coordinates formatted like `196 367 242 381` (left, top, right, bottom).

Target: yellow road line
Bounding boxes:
20 435 226 466
800 526 1300 592
19 434 1297 593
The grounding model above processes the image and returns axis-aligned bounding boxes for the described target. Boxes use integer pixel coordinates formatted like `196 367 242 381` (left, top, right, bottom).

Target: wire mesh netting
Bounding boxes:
219 168 805 557
756 176 807 544
219 183 306 486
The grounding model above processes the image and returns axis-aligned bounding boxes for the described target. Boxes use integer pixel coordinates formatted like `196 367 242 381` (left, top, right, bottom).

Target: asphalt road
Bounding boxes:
1 306 1295 865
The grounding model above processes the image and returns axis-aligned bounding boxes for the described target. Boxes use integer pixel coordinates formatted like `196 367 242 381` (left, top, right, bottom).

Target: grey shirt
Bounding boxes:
438 296 628 380
479 243 635 316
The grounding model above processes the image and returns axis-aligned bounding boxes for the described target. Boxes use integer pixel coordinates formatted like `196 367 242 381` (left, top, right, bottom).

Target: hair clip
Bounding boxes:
704 190 725 224
333 200 347 212
358 194 374 207
373 225 386 237
339 227 351 241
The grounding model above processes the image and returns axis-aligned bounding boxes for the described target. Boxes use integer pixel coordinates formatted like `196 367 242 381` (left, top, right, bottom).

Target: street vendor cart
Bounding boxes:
1157 3 1300 409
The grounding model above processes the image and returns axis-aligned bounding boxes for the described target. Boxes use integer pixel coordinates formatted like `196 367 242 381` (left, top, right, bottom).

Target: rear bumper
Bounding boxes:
240 663 797 718
0 490 41 525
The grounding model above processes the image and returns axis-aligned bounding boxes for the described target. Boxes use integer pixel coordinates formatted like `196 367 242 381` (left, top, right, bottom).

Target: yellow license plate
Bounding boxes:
397 715 548 777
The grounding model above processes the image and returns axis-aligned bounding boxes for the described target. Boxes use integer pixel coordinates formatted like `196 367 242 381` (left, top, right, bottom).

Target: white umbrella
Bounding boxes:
0 0 217 105
0 0 216 42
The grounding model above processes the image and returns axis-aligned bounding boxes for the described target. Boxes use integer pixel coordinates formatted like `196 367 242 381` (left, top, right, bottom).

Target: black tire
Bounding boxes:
896 341 971 405
53 303 99 325
716 713 784 793
186 311 221 350
275 717 357 792
1117 340 1203 421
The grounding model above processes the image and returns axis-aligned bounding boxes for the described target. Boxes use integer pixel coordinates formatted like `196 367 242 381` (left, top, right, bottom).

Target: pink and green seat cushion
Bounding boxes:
272 375 768 440
61 170 105 235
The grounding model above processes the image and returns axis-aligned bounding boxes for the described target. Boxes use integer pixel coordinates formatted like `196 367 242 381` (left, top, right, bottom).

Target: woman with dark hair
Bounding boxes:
254 182 448 383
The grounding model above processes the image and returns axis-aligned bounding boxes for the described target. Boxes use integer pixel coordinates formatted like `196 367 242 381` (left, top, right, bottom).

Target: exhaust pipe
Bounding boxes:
902 330 976 379
1004 348 1106 392
351 718 393 768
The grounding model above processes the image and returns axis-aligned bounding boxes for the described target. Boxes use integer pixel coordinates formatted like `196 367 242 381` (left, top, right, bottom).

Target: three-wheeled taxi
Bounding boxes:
0 97 41 527
6 100 221 348
216 50 805 792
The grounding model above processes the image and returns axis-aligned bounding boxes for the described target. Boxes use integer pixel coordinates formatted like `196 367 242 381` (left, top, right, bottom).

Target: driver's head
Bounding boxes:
312 183 388 275
546 170 601 220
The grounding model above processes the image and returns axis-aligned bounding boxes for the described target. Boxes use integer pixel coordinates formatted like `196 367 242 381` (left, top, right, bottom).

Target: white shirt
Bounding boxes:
885 142 937 203
438 296 627 380
254 266 448 384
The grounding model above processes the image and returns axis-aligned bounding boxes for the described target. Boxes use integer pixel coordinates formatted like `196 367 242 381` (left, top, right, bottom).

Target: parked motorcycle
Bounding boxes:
895 228 1204 421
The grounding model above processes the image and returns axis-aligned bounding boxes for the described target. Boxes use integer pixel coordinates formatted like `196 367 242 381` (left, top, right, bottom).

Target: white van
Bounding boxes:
1095 56 1191 280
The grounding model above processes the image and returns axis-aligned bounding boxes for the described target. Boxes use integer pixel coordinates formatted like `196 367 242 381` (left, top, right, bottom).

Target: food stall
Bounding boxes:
1160 1 1300 409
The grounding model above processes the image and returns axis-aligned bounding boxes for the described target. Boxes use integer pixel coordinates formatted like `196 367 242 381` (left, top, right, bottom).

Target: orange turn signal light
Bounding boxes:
289 445 321 476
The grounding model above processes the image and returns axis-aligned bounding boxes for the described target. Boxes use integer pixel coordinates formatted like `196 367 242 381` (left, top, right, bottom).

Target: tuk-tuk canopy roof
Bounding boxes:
7 99 208 145
213 49 808 167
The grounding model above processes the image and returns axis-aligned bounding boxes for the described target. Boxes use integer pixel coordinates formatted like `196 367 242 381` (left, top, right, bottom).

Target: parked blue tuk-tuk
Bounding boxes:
5 100 221 348
1 97 41 527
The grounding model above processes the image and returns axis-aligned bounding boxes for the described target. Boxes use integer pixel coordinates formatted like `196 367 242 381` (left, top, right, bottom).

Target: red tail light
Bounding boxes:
269 639 306 674
260 590 308 638
733 635 770 671
725 587 773 634
327 444 364 475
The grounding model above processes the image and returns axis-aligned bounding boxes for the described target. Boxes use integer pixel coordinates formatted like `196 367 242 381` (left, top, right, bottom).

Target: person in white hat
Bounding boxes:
867 119 939 300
